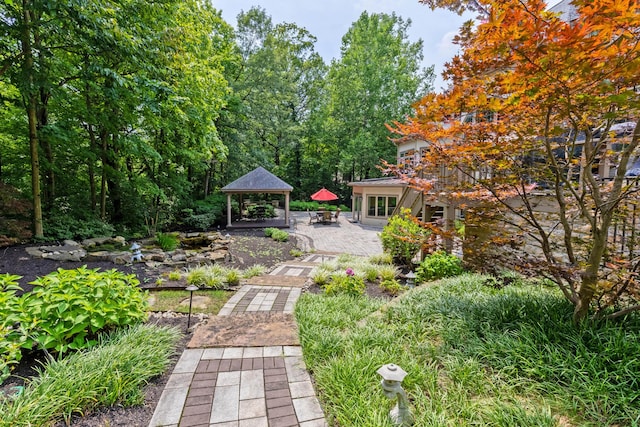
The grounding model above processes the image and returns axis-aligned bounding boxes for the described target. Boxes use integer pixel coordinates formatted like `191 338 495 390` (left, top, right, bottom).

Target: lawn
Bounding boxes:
295 273 640 426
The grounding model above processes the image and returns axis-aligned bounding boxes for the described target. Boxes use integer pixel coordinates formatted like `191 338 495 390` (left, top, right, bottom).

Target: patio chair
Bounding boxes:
308 210 316 224
332 208 341 223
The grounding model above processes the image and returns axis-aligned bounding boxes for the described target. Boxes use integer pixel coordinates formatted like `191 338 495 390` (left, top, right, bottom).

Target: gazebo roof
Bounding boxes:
221 166 293 193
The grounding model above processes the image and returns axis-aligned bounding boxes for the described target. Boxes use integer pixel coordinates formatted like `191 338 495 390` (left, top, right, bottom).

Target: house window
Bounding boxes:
367 195 397 218
398 149 416 167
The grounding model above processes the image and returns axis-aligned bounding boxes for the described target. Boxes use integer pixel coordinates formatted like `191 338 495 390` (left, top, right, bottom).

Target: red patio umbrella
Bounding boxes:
310 188 338 201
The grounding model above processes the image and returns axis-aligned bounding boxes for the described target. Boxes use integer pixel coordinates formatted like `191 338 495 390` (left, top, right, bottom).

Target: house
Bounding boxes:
347 177 405 227
348 137 462 228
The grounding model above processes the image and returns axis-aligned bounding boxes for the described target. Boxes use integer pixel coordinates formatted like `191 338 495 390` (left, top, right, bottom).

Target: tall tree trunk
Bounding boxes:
21 0 43 238
203 159 212 198
574 227 609 324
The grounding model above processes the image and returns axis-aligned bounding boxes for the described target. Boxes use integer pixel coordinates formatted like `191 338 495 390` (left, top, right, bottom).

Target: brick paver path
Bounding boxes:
149 250 331 427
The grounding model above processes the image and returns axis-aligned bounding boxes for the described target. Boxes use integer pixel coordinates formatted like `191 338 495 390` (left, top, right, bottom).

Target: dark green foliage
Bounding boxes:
43 213 115 242
155 233 180 251
289 201 349 212
380 210 427 266
482 270 525 289
0 274 24 383
247 204 276 219
179 193 232 230
416 250 464 283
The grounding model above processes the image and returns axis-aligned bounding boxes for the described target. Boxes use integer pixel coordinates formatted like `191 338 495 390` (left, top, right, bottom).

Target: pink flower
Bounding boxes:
346 268 354 276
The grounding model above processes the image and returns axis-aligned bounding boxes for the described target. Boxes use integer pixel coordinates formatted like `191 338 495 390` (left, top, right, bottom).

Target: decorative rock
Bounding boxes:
179 295 211 309
145 261 164 268
44 248 87 262
172 253 187 262
112 253 130 265
208 251 227 262
82 237 107 248
24 231 233 268
25 247 45 258
84 251 113 262
148 252 167 262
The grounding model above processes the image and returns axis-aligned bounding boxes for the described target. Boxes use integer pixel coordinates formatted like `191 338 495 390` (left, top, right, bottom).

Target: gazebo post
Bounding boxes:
285 192 290 227
226 193 232 228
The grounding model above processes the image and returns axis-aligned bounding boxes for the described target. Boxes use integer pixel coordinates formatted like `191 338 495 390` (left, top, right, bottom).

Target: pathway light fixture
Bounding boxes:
404 271 417 288
185 284 199 330
130 242 143 262
377 363 414 426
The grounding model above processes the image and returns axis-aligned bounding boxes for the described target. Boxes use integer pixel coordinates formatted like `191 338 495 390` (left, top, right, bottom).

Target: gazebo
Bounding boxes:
221 167 293 228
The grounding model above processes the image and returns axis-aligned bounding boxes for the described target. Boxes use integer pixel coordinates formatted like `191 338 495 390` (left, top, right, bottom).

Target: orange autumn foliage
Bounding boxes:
389 0 640 323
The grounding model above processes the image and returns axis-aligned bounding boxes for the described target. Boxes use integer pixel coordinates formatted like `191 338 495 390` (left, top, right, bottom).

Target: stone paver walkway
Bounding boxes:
149 215 380 427
149 346 324 427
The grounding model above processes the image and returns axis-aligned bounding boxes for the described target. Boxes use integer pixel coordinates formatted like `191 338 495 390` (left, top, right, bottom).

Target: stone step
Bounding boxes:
244 274 308 287
188 312 299 348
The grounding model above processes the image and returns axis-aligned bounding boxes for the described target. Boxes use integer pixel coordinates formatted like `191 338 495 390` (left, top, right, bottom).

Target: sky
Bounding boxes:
211 0 475 92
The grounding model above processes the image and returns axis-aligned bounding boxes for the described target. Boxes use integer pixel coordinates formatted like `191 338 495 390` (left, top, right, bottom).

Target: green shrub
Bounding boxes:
380 209 427 266
225 268 241 286
0 274 24 383
156 232 179 251
248 204 276 219
183 195 226 229
363 265 380 282
168 270 182 281
264 227 289 242
416 250 463 283
243 265 266 278
290 201 322 211
43 213 115 241
378 264 400 281
290 248 304 257
22 268 148 353
379 279 406 296
205 275 225 289
0 324 180 426
182 211 217 231
271 229 289 242
186 267 208 287
325 274 366 296
368 253 394 265
290 201 349 212
311 268 332 287
264 227 277 237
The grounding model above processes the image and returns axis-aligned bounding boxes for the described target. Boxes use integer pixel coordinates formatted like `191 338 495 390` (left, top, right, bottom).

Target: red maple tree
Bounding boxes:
389 0 640 323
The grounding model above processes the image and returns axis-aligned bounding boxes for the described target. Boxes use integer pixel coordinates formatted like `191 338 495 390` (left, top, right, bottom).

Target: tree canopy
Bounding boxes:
389 0 640 322
0 2 432 238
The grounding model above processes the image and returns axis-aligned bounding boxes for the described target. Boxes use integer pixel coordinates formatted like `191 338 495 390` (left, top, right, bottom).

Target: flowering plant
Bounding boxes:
345 268 354 276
